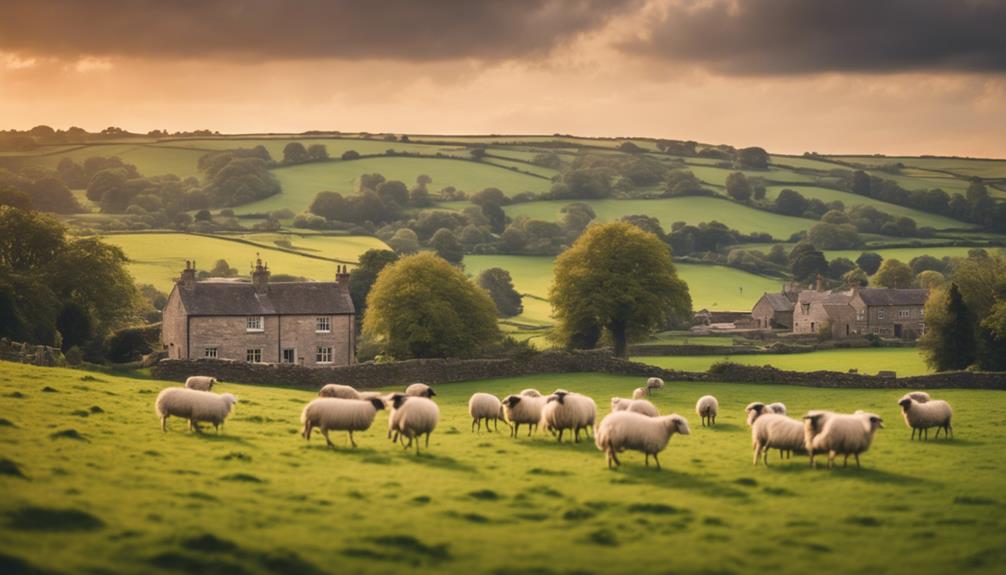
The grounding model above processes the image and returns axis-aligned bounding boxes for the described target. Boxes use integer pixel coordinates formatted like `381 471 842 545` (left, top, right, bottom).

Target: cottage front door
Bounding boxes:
893 324 902 338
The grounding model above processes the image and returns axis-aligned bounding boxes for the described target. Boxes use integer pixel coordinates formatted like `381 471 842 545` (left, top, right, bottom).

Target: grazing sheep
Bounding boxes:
542 390 597 443
502 394 546 437
767 402 787 415
595 411 690 469
802 410 836 456
645 377 664 395
695 395 719 426
611 397 659 417
898 398 953 440
631 387 647 400
155 388 237 433
388 394 440 453
405 383 436 398
751 414 806 465
469 393 506 432
184 376 217 391
301 397 385 448
519 388 543 398
900 391 931 404
803 412 884 468
318 384 362 399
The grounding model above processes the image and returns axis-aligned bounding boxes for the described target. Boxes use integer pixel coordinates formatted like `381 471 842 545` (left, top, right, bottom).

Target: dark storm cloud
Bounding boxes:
624 0 1006 74
0 0 640 61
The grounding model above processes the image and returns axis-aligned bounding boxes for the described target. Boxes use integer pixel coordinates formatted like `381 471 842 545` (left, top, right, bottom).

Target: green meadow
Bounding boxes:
635 348 932 377
1 361 1003 575
762 185 969 230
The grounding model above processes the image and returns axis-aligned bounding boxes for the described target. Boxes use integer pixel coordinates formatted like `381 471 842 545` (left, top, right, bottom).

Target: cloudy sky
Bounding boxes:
2 0 1004 156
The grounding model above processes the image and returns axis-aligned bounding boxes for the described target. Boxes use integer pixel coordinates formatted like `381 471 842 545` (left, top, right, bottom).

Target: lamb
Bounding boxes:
519 388 543 398
631 388 647 400
502 394 546 437
541 390 597 443
184 376 218 391
898 397 953 440
405 383 436 398
318 384 362 399
751 414 806 465
611 397 659 417
645 377 664 395
301 397 385 448
695 395 719 426
155 388 237 433
387 394 440 453
803 411 884 468
468 393 506 432
594 411 690 469
900 391 931 404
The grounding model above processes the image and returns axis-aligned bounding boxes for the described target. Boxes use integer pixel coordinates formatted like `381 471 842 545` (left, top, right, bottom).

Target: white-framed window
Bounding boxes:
246 316 264 332
203 347 218 359
316 346 333 363
898 309 911 319
856 310 865 321
282 348 296 364
877 310 886 320
246 348 262 363
920 308 925 318
316 316 331 333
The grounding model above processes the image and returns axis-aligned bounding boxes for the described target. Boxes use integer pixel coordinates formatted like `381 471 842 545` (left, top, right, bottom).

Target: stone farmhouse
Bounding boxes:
753 279 928 340
161 259 355 367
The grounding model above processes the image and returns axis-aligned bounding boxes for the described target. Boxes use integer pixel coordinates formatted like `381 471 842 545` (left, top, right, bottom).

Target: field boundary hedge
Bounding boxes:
150 350 1006 390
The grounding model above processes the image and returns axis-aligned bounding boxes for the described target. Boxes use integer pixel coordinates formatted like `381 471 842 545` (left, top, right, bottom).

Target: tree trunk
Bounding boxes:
610 320 627 358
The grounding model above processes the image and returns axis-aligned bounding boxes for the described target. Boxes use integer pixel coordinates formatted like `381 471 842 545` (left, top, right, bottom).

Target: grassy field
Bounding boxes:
499 197 811 239
763 185 970 230
464 255 783 314
103 232 388 291
233 157 552 215
1 361 1003 575
635 348 932 376
686 165 815 187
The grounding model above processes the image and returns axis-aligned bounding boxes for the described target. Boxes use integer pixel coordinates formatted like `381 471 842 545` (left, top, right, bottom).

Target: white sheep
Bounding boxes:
318 383 362 399
594 411 690 469
519 388 543 398
388 394 440 453
900 391 931 404
695 395 719 426
405 383 436 398
803 411 884 468
468 393 506 432
645 377 664 394
502 394 546 437
542 390 597 443
631 387 647 400
301 397 385 448
898 397 953 440
611 397 660 417
184 375 217 391
751 414 806 465
155 388 237 433
767 402 787 415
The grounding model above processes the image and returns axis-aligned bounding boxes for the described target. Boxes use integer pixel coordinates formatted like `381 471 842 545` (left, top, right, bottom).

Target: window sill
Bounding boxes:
246 329 264 333
315 330 331 334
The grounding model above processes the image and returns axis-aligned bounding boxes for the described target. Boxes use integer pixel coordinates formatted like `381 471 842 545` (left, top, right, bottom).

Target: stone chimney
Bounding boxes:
179 260 197 290
336 264 350 292
815 273 825 292
251 254 270 294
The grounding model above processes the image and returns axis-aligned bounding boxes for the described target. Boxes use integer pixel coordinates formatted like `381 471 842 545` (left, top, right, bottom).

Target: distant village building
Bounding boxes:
785 282 928 340
750 283 801 329
161 258 355 367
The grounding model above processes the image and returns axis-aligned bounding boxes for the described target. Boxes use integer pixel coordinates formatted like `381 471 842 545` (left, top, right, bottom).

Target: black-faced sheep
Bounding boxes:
155 388 237 433
388 394 440 453
301 397 385 448
405 383 436 398
898 397 952 440
502 394 546 437
594 411 690 469
542 390 597 443
645 377 664 394
803 411 884 469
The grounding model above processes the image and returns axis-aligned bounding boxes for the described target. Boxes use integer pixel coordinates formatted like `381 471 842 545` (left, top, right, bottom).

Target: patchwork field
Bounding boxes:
635 348 932 377
1 362 1003 575
763 185 970 230
103 232 388 291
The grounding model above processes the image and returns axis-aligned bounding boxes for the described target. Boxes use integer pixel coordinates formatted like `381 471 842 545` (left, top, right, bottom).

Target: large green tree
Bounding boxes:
477 268 523 318
919 283 976 371
873 259 914 288
550 222 691 357
364 252 500 359
348 249 399 332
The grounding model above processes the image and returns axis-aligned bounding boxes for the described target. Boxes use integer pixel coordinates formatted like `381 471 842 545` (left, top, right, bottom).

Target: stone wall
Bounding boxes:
0 338 64 367
150 350 1006 390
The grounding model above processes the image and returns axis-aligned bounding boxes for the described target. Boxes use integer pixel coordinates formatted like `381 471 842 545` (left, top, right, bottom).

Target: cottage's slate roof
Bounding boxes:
176 281 354 316
760 292 796 312
797 289 852 305
821 303 856 322
855 288 928 306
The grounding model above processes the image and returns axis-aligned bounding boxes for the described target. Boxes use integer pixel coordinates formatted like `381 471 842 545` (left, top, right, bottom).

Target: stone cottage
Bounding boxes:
791 288 855 337
161 258 355 367
751 283 801 329
790 284 928 340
